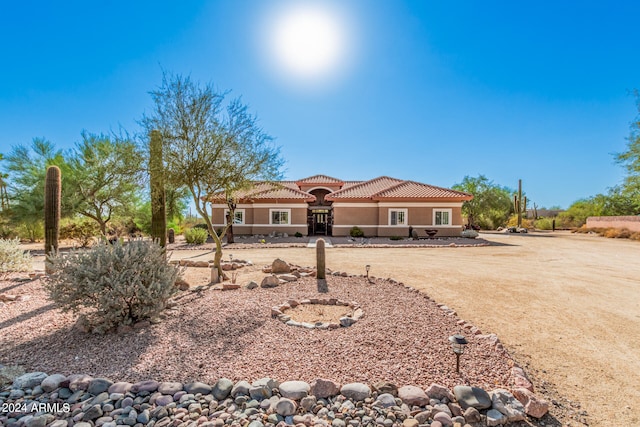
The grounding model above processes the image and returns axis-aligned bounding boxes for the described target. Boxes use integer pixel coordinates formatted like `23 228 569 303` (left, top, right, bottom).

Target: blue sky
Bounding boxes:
1 1 638 208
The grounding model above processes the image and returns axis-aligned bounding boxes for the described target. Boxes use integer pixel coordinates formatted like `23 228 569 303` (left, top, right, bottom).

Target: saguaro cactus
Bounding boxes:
513 179 527 228
44 165 61 271
150 130 167 247
316 238 326 279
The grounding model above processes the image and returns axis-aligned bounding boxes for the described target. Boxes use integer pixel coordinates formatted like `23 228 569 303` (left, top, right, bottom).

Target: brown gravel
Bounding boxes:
0 274 514 391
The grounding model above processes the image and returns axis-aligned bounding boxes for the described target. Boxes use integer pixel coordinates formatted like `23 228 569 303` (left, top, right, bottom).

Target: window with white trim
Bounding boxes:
270 209 290 225
389 209 408 226
433 209 452 226
224 209 245 225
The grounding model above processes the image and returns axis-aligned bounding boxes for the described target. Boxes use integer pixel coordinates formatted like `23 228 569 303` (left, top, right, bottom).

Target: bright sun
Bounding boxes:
267 3 349 82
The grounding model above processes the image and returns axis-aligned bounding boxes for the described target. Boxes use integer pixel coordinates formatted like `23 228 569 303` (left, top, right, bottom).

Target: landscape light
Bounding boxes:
449 334 468 373
365 265 370 281
229 254 233 263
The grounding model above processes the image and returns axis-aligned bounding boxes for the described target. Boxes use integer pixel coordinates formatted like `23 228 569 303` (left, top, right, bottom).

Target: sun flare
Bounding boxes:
264 3 351 83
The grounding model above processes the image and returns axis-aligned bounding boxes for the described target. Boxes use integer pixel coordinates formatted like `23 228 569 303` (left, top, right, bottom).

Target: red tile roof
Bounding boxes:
372 180 473 200
325 176 404 200
296 174 344 185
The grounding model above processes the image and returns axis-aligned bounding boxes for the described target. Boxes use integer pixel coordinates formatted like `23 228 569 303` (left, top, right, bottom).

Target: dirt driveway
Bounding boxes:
167 231 639 425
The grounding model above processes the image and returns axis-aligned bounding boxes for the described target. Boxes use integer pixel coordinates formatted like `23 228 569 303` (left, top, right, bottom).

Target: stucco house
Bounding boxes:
210 175 473 237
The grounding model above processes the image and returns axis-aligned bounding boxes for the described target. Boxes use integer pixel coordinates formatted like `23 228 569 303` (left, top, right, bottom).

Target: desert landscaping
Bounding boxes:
1 231 638 426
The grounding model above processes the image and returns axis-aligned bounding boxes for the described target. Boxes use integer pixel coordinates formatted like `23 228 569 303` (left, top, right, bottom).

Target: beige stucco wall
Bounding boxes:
586 216 640 232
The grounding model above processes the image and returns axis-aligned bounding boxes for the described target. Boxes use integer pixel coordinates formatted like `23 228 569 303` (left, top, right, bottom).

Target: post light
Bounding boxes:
365 265 371 282
229 254 233 263
449 334 468 373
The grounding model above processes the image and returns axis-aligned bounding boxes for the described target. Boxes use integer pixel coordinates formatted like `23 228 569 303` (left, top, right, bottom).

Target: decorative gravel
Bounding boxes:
0 274 513 390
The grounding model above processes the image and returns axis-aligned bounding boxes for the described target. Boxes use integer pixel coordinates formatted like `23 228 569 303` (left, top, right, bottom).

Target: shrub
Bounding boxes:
294 231 303 238
0 238 32 275
350 226 365 238
389 235 404 241
44 240 180 334
506 215 534 229
533 217 554 230
184 227 208 244
60 219 100 247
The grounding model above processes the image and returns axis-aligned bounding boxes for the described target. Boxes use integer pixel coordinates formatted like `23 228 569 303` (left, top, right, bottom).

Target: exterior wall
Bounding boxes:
586 216 640 232
332 204 379 236
211 204 309 236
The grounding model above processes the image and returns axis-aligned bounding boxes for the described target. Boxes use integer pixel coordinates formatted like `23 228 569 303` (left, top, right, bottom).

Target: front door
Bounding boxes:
308 209 332 235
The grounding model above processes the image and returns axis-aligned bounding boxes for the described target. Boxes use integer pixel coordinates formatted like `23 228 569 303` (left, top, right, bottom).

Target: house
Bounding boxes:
210 175 473 237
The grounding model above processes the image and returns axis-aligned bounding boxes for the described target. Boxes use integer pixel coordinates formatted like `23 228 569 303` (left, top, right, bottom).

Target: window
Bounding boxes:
434 209 451 226
224 209 245 225
270 209 290 225
389 209 408 226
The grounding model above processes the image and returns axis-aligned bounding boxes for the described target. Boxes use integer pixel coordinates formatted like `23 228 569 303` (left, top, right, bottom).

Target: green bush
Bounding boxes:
60 219 100 247
0 238 32 274
389 235 404 241
44 240 180 334
294 231 303 238
185 227 208 244
350 226 365 238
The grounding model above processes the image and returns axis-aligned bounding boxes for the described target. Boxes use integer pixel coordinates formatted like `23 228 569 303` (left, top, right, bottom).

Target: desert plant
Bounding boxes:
44 240 180 334
184 227 208 244
60 219 100 247
389 235 404 241
149 129 167 247
294 231 303 238
0 238 32 275
44 165 61 259
350 226 365 238
316 238 326 279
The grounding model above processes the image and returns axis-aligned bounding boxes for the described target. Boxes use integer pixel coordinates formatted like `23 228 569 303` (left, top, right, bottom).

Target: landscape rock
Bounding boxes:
452 385 492 410
131 380 159 393
278 274 298 282
185 381 211 395
462 407 481 423
279 380 310 400
310 378 341 398
158 381 183 395
67 374 93 391
271 259 291 274
245 281 258 290
433 411 453 426
373 381 398 396
374 393 397 408
261 275 280 288
426 383 456 402
12 372 48 389
490 389 526 422
340 383 371 401
87 378 113 395
512 388 549 419
398 385 429 406
485 408 506 426
275 398 297 416
232 380 252 397
108 382 132 394
41 374 67 392
212 378 234 400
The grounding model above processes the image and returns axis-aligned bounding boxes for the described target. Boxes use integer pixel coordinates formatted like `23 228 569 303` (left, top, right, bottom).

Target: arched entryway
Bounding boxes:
307 188 333 235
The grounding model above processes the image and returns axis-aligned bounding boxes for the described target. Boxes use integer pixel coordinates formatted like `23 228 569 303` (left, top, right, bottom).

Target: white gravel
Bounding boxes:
0 274 513 390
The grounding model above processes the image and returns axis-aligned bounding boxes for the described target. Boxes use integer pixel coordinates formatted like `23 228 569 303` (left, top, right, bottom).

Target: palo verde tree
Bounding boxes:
3 138 72 241
453 175 514 229
142 72 283 279
615 90 640 213
67 131 143 236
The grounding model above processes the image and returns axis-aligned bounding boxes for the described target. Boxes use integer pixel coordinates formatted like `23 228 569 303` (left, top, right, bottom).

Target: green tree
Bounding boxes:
2 138 71 241
558 195 607 228
453 175 514 229
141 72 283 279
616 90 640 184
67 131 143 236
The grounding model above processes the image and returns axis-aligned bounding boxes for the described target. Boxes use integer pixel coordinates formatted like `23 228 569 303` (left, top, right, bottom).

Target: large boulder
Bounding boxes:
212 378 234 400
12 372 48 390
41 374 67 392
261 275 280 288
271 259 291 274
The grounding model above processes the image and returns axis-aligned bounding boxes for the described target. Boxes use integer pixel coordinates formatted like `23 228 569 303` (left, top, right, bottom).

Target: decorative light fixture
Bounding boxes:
365 265 370 282
229 254 233 263
449 334 468 373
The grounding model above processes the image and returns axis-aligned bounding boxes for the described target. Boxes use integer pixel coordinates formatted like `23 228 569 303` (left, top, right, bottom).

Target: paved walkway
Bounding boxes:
307 237 333 248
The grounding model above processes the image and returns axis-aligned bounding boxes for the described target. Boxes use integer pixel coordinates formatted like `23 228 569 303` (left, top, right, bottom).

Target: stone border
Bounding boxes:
271 298 364 329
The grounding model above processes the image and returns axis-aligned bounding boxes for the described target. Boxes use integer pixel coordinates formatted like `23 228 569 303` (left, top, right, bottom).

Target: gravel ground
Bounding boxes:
0 274 513 392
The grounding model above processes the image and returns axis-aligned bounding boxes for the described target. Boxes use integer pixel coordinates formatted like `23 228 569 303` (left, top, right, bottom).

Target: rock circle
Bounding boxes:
272 298 363 330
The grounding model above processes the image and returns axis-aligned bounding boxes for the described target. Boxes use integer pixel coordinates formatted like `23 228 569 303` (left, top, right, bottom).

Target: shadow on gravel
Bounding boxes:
0 303 57 331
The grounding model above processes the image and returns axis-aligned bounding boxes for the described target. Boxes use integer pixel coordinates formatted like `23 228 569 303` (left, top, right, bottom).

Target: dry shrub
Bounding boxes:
0 238 32 275
44 240 180 334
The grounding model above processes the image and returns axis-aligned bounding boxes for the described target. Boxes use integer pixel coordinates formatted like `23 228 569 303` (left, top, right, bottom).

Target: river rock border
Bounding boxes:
0 373 550 427
271 299 364 329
